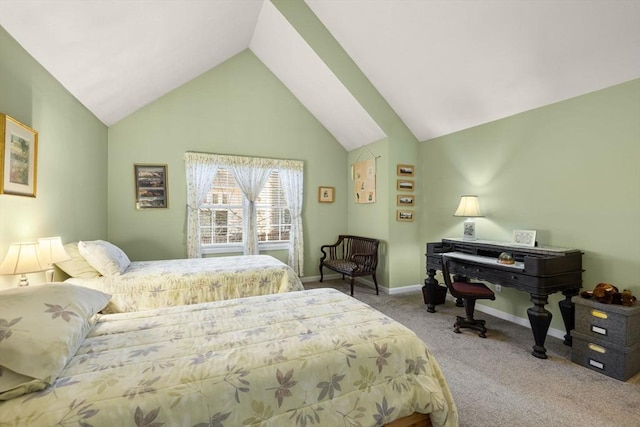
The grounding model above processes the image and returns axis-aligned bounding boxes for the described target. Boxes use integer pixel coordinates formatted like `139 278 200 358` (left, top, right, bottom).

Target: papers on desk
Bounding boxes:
444 252 525 270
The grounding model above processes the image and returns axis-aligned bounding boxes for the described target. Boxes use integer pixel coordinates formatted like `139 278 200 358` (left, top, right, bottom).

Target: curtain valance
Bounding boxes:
184 152 303 171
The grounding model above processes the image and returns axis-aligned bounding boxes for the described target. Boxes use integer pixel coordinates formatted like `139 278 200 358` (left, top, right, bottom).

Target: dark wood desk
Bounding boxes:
425 238 583 359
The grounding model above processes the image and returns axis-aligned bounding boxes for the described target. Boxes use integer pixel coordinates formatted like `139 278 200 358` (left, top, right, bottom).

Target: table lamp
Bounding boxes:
453 195 483 240
38 236 71 282
0 242 46 286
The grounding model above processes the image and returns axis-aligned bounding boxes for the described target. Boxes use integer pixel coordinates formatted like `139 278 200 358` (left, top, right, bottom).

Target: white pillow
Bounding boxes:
78 240 130 276
0 284 111 399
54 242 101 279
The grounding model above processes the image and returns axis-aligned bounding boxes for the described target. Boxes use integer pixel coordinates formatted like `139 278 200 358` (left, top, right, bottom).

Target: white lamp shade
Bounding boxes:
38 236 71 266
453 195 484 217
0 242 46 275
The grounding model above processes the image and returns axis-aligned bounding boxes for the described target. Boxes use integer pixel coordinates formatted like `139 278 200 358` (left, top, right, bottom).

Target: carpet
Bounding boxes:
304 280 640 427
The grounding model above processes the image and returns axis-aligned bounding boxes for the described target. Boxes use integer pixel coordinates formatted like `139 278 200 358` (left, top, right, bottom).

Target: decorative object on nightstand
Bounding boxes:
0 242 46 286
453 195 483 240
37 236 71 282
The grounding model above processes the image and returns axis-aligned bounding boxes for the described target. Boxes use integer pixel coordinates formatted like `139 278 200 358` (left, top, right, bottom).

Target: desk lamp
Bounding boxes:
0 242 46 286
38 236 71 282
453 195 483 240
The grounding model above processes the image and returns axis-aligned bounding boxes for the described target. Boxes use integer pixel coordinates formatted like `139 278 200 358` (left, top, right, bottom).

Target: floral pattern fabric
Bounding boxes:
65 255 304 313
0 288 458 427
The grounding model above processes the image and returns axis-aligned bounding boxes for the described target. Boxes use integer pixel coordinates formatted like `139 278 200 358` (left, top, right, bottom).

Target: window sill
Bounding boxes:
202 242 289 255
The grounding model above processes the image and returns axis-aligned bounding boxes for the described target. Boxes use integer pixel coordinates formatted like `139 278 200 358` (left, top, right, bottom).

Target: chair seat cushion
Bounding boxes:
324 259 359 274
451 281 495 298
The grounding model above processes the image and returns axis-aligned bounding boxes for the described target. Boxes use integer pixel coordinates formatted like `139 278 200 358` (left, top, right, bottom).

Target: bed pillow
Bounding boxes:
54 242 101 279
78 240 130 276
0 284 111 400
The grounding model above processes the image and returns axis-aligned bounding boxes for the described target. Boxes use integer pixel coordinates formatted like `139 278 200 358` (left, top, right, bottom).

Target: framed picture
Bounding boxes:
512 229 536 247
397 179 414 192
396 210 415 222
397 194 415 206
318 186 335 203
397 164 414 177
134 164 168 209
1 114 38 197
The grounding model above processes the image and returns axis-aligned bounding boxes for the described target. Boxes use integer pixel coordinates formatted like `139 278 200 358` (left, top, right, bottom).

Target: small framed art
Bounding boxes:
512 229 536 247
134 164 168 209
397 194 415 206
318 186 335 203
397 164 414 177
397 210 414 222
1 114 38 197
397 179 414 192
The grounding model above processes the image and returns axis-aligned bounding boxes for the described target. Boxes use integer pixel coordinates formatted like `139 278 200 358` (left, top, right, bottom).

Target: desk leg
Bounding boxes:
527 294 552 359
559 288 579 346
424 269 438 313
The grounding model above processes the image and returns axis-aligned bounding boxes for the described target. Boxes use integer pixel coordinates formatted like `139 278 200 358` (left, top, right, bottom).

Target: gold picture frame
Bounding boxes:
396 210 415 222
397 194 415 206
397 164 414 177
134 164 168 209
397 179 414 192
318 186 335 203
0 114 38 197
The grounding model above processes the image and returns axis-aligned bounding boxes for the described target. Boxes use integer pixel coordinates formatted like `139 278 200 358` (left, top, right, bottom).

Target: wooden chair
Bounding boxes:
441 255 496 338
319 235 380 296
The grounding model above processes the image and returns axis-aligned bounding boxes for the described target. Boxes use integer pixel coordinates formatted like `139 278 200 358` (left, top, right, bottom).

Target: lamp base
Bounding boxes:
462 218 476 240
18 274 29 287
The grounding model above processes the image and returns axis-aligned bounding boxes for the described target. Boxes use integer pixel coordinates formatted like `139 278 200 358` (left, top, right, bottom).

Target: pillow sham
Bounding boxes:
54 242 101 279
78 240 130 276
0 284 111 400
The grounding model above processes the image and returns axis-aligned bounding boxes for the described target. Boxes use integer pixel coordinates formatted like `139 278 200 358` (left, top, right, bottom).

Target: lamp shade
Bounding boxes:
453 195 483 217
38 236 71 266
0 242 46 275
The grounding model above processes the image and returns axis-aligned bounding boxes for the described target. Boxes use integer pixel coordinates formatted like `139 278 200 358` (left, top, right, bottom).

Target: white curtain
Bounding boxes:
280 166 304 276
184 153 218 258
184 152 304 267
228 163 273 255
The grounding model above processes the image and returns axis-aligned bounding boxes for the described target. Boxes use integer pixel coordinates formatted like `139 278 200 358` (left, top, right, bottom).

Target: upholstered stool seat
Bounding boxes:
442 255 496 338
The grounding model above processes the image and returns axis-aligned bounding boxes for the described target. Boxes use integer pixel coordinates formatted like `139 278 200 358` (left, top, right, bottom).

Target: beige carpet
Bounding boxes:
304 280 640 427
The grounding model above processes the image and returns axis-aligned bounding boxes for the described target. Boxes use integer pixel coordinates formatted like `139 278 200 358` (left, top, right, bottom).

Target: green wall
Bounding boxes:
274 0 423 289
107 49 348 277
420 78 640 331
0 27 108 289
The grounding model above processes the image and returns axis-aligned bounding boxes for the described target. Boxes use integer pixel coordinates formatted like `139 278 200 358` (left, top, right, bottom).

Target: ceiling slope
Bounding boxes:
306 0 640 141
0 0 385 150
250 1 386 151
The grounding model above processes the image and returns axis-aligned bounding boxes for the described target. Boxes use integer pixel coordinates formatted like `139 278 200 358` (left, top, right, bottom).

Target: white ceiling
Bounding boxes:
1 0 638 149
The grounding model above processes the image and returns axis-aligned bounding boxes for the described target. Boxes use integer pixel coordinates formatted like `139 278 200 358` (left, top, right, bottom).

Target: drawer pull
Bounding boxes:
591 309 608 319
588 343 606 354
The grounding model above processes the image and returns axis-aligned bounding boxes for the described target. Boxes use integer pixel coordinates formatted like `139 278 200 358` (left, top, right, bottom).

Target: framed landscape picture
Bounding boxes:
396 179 414 192
134 164 168 209
397 194 415 206
397 164 414 177
396 210 415 222
1 114 38 197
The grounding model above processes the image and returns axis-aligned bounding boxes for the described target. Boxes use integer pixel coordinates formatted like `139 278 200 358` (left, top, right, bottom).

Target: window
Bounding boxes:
199 168 291 252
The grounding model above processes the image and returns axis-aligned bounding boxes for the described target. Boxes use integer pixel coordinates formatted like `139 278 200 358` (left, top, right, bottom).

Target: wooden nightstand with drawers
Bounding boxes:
570 296 640 381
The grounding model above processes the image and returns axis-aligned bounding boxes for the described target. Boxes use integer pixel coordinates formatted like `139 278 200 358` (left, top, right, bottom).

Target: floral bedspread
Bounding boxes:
0 288 458 427
65 255 304 313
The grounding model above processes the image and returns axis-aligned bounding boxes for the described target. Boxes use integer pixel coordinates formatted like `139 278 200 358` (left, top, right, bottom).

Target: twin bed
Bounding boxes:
0 241 458 426
56 241 305 313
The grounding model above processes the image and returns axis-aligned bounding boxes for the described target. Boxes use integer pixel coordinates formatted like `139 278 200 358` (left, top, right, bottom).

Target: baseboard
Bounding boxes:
454 296 566 340
302 276 564 339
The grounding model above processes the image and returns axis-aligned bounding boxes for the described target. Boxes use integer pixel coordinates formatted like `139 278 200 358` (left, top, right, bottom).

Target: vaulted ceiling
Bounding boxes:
1 0 638 150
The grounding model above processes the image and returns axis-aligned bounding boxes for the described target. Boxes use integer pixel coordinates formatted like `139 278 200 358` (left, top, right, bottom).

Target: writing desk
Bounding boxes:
425 238 583 359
